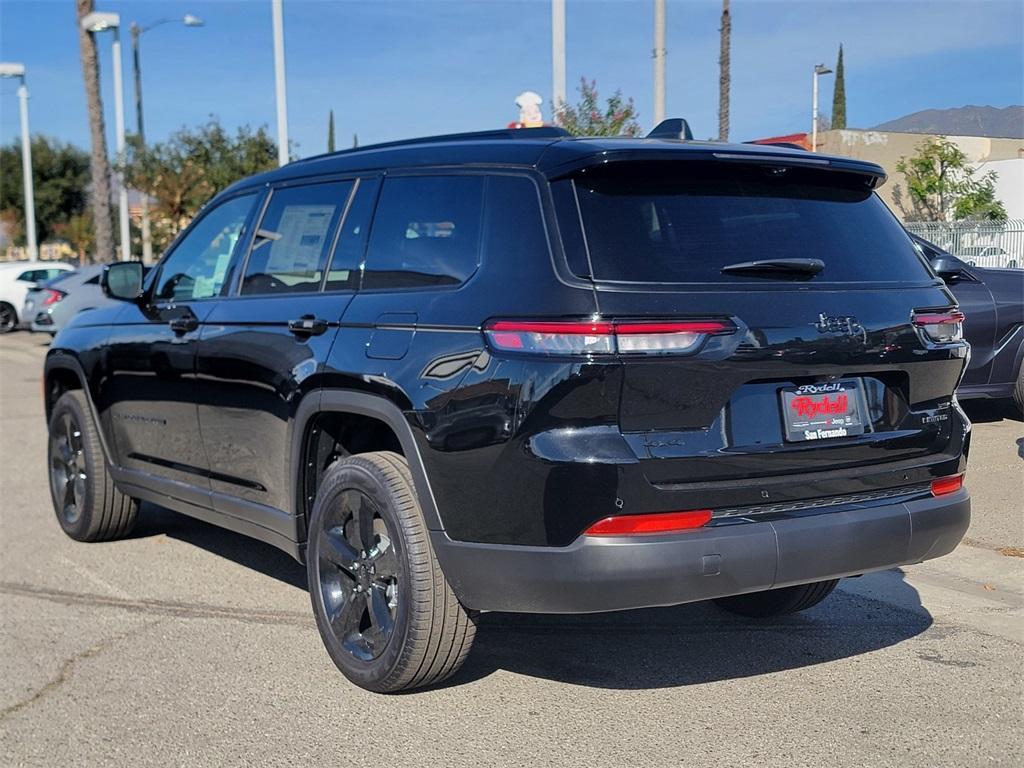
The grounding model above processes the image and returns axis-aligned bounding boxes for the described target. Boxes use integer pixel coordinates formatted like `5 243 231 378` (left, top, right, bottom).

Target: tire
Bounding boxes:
47 390 139 541
714 579 839 618
1012 366 1024 419
307 451 477 693
0 302 17 333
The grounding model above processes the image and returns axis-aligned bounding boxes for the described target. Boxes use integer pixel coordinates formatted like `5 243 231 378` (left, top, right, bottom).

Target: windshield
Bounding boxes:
557 161 931 284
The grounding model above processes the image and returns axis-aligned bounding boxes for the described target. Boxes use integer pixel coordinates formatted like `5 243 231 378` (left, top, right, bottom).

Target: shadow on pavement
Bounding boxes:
132 502 932 691
131 502 308 590
961 399 1021 424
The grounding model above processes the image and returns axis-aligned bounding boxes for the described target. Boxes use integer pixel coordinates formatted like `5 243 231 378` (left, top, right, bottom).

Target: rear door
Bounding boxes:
196 178 359 515
553 159 966 484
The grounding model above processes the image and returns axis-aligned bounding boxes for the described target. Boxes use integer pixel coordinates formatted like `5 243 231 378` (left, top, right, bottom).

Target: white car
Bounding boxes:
0 262 76 333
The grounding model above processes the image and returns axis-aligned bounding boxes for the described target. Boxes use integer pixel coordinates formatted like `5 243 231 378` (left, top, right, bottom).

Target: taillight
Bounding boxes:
585 509 713 536
931 475 964 497
912 309 964 345
484 319 734 356
41 289 66 307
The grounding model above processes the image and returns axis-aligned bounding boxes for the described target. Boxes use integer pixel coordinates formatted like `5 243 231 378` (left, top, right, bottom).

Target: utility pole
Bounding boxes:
552 0 566 121
653 0 666 125
0 63 37 260
811 63 832 153
130 23 152 262
718 0 731 141
272 0 290 166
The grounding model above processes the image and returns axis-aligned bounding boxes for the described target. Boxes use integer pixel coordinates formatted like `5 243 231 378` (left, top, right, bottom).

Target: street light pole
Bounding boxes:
0 63 37 260
271 0 290 166
551 0 565 121
653 0 666 125
811 63 832 153
130 15 203 264
111 25 130 261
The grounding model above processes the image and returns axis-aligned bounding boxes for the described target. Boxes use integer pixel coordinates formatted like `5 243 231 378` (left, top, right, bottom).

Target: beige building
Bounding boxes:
817 129 1023 216
753 129 1024 220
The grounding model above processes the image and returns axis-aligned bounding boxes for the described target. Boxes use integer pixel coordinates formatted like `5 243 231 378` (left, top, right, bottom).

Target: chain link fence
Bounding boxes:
904 220 1024 269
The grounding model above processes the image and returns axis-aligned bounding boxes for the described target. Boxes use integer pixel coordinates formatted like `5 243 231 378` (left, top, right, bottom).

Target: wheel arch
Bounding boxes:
291 389 444 543
43 355 116 465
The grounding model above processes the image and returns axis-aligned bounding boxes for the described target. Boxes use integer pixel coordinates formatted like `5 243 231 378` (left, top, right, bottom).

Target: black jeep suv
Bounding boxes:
44 127 971 692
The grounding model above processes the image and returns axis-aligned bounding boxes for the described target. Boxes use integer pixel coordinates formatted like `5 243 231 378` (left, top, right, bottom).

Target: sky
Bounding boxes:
0 0 1022 158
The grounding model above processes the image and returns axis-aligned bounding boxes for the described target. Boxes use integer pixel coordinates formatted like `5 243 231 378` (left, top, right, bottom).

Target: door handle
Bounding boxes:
288 315 329 337
168 313 199 335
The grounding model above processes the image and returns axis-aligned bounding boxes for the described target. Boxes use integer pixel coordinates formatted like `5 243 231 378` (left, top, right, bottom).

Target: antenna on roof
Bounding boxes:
648 118 694 140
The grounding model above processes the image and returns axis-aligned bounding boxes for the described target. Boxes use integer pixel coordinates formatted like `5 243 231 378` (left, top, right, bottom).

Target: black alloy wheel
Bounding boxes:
50 410 87 526
316 489 400 661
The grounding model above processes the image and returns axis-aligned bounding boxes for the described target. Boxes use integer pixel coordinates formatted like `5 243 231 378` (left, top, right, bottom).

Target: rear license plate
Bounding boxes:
781 380 865 442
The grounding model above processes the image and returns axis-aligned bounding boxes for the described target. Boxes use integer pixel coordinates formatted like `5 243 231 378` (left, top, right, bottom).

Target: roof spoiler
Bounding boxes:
648 118 694 141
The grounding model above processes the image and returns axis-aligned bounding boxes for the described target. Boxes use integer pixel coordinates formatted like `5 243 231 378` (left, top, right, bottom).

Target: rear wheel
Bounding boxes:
307 451 476 692
1012 366 1023 419
0 302 17 333
714 579 839 618
47 390 139 541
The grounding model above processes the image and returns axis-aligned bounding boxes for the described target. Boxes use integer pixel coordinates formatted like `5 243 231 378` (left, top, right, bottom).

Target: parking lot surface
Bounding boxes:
1 331 1021 767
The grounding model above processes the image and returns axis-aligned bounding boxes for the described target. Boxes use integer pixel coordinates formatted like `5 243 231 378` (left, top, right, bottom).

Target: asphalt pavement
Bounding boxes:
1 331 1021 767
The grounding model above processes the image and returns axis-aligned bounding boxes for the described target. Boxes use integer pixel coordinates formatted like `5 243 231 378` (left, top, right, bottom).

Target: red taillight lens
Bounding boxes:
931 475 964 497
584 509 713 536
913 309 964 344
484 319 734 356
41 289 66 307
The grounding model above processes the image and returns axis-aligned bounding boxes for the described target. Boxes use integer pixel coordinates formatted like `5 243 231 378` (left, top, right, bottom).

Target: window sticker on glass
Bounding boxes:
264 205 336 274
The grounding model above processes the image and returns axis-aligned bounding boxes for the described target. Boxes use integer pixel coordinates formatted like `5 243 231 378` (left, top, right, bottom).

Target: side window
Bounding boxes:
155 193 256 302
241 181 353 296
324 177 378 292
17 270 42 283
362 176 484 290
484 176 550 267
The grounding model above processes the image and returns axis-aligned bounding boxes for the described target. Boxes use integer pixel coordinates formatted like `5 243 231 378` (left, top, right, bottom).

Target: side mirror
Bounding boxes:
929 256 964 283
102 261 145 301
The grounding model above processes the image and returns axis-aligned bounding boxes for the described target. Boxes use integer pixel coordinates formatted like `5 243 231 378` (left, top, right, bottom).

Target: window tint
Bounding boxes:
241 181 353 296
155 193 256 301
484 176 549 266
564 162 931 284
362 176 484 290
324 177 378 292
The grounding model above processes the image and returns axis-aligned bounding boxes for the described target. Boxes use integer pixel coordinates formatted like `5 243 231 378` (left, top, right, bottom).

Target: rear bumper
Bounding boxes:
433 488 970 613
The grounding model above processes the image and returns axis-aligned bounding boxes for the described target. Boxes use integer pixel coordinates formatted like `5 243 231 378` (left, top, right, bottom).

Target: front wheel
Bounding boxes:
47 390 139 541
714 579 839 618
307 451 476 692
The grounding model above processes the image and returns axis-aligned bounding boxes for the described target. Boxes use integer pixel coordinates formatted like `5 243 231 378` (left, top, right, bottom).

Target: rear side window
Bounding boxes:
242 181 353 295
362 176 484 290
560 161 930 284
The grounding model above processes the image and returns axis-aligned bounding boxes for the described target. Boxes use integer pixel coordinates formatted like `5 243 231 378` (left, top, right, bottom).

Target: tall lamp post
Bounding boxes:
653 0 666 125
811 63 832 153
271 0 289 167
551 0 565 121
0 62 37 261
131 13 203 263
80 11 130 260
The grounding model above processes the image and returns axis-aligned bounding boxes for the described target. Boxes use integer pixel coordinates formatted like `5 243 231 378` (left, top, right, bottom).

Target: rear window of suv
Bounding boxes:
557 161 930 284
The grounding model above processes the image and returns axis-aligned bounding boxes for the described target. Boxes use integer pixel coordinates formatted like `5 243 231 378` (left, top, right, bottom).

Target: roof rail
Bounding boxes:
292 126 572 166
648 118 694 141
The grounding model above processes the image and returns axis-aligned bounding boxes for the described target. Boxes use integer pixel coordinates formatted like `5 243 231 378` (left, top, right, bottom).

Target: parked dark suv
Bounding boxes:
44 126 971 692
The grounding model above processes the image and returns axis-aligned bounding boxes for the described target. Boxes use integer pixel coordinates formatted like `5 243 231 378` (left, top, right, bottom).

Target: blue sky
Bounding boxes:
1 0 1022 157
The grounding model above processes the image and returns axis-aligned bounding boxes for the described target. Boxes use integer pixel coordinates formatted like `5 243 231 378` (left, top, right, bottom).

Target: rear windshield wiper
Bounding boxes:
720 258 825 277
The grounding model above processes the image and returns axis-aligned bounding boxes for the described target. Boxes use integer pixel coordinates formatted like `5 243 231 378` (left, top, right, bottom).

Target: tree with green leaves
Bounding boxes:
894 137 1007 222
831 44 846 130
328 110 336 153
0 136 90 246
53 213 95 262
121 120 278 253
555 78 641 137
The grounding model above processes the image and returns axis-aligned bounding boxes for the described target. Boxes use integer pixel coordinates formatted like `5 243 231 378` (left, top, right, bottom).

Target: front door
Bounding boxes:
99 192 259 493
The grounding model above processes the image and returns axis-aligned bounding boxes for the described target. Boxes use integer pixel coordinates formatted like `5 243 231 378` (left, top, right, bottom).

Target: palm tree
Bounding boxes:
718 0 731 141
76 0 115 263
